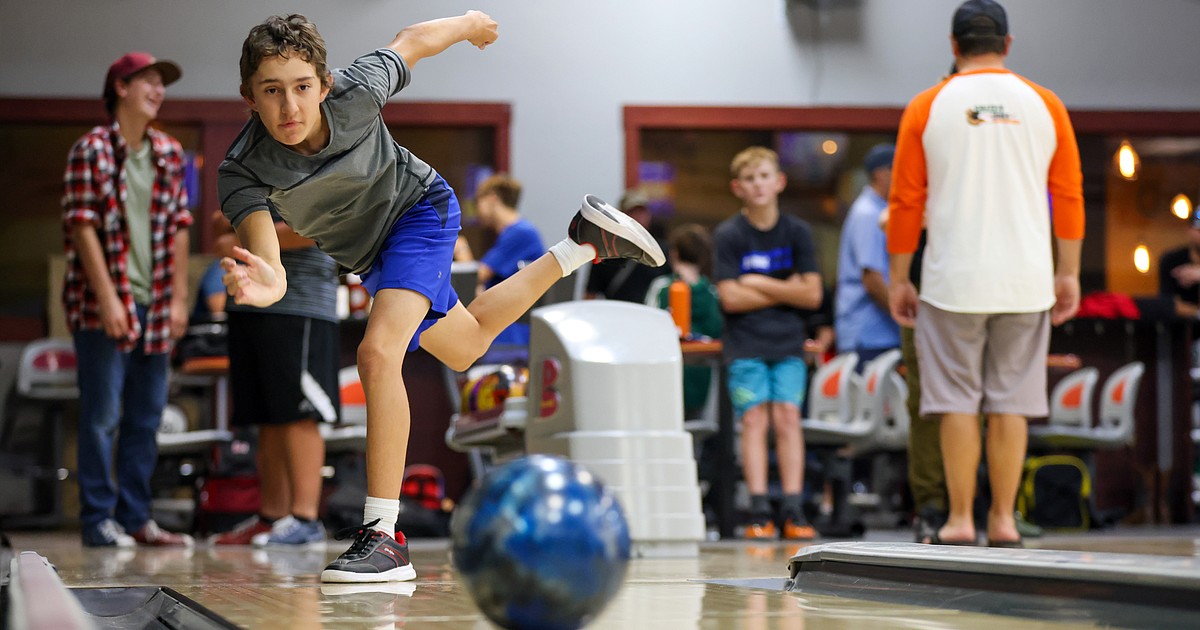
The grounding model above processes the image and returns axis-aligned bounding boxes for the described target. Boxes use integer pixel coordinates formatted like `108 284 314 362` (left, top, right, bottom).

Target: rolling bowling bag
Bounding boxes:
1017 455 1092 531
196 429 260 533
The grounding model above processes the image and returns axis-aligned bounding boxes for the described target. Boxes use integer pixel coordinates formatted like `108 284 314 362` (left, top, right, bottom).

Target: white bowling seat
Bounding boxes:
156 401 232 457
801 352 867 445
800 352 859 443
322 365 368 454
16 338 79 400
643 275 672 307
156 427 232 456
863 369 910 453
1030 362 1144 450
804 350 902 448
682 364 722 441
1047 367 1100 428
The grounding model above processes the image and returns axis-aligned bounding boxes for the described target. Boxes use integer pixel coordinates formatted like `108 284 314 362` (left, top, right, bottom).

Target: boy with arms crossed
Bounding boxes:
713 147 823 541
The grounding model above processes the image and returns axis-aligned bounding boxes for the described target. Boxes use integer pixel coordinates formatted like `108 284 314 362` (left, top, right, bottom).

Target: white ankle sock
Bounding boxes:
363 496 399 535
548 238 595 277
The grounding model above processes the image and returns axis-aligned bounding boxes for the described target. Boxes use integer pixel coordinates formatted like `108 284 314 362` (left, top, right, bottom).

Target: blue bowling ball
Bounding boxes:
451 454 632 630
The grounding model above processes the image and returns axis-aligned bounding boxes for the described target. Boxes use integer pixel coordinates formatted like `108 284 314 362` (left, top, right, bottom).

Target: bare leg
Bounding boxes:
985 413 1027 543
938 412 981 543
421 255 562 370
358 289 427 500
771 402 803 495
740 404 771 495
363 255 561 498
278 419 325 521
256 426 289 520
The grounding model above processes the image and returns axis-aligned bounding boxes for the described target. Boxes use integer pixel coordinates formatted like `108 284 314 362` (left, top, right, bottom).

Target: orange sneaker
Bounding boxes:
743 521 778 540
208 516 274 545
782 518 818 541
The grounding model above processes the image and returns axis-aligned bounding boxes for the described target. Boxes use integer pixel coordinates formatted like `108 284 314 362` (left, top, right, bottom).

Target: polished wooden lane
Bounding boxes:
13 528 1200 628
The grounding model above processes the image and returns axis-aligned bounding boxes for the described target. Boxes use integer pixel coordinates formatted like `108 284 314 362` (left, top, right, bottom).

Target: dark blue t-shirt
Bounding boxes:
713 212 820 361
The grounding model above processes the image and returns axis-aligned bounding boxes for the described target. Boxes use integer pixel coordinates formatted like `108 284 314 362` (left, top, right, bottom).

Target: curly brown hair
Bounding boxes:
239 14 332 99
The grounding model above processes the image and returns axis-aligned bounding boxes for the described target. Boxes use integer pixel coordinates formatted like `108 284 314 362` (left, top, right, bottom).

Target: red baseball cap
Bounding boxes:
103 51 182 101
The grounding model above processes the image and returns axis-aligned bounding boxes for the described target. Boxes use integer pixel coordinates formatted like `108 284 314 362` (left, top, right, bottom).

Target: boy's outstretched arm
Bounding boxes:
388 10 498 67
221 210 287 308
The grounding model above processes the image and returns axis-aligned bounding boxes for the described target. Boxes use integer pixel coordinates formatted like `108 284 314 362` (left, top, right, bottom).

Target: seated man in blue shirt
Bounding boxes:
475 173 546 345
835 143 900 365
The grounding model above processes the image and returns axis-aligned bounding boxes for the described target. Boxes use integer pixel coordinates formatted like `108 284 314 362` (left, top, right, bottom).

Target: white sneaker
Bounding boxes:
82 518 136 548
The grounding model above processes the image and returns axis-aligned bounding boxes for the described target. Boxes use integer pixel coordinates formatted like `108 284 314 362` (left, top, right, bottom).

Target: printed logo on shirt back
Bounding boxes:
966 105 1020 126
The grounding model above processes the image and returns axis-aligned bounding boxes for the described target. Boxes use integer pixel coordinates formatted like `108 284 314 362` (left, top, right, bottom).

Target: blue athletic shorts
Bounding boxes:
727 356 808 417
360 175 461 351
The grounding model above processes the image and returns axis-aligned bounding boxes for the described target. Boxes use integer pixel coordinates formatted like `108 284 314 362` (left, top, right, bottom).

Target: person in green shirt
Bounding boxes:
654 223 723 417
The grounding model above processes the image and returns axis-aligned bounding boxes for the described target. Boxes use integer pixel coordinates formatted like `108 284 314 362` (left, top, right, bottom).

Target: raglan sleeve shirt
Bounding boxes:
886 70 1084 313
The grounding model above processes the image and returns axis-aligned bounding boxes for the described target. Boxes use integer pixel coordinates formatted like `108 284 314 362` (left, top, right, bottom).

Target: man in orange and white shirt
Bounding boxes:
886 0 1084 548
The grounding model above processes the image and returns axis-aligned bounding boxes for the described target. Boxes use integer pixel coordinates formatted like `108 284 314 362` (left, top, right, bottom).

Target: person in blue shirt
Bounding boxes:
474 174 545 345
193 258 228 323
834 143 900 366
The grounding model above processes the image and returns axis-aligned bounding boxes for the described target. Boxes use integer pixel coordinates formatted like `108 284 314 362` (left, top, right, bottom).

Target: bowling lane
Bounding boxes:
8 531 1150 628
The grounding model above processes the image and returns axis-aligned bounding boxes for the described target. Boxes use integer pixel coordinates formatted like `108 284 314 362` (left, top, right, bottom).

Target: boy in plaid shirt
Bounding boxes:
62 51 194 548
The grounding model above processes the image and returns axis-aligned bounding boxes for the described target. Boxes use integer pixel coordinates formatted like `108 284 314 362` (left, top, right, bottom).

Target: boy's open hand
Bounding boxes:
221 246 284 308
466 10 498 49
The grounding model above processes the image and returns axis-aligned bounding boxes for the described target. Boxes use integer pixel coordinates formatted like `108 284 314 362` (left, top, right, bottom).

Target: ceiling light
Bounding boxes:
1116 141 1140 180
1133 244 1150 274
1171 194 1192 220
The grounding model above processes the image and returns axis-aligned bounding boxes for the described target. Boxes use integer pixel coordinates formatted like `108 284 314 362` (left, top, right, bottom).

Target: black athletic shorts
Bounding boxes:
227 311 341 427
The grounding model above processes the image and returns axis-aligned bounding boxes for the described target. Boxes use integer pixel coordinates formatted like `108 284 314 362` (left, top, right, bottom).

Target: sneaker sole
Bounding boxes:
260 539 327 550
82 539 136 549
320 564 416 583
320 582 417 597
580 195 666 267
134 537 195 548
208 537 257 546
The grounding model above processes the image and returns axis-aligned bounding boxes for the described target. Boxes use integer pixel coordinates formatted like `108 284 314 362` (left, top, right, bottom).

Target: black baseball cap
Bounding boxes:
953 0 1008 37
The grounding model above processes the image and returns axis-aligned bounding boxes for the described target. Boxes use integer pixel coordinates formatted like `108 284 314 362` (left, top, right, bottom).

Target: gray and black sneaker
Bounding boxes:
569 195 666 267
321 520 415 583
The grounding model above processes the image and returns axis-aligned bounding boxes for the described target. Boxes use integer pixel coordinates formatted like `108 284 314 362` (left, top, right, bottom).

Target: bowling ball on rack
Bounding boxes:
461 365 529 415
450 455 631 630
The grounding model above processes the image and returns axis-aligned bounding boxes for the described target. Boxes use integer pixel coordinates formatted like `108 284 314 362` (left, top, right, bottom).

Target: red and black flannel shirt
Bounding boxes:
61 122 193 354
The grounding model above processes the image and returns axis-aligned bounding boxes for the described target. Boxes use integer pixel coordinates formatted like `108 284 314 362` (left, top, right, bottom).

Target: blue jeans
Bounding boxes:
74 305 169 531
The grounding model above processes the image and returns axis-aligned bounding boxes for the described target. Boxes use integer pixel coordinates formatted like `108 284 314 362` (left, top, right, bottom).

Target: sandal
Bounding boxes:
928 529 977 546
913 507 946 544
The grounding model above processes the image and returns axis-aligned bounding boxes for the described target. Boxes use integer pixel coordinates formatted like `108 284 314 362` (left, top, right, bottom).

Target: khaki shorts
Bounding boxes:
914 303 1050 417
